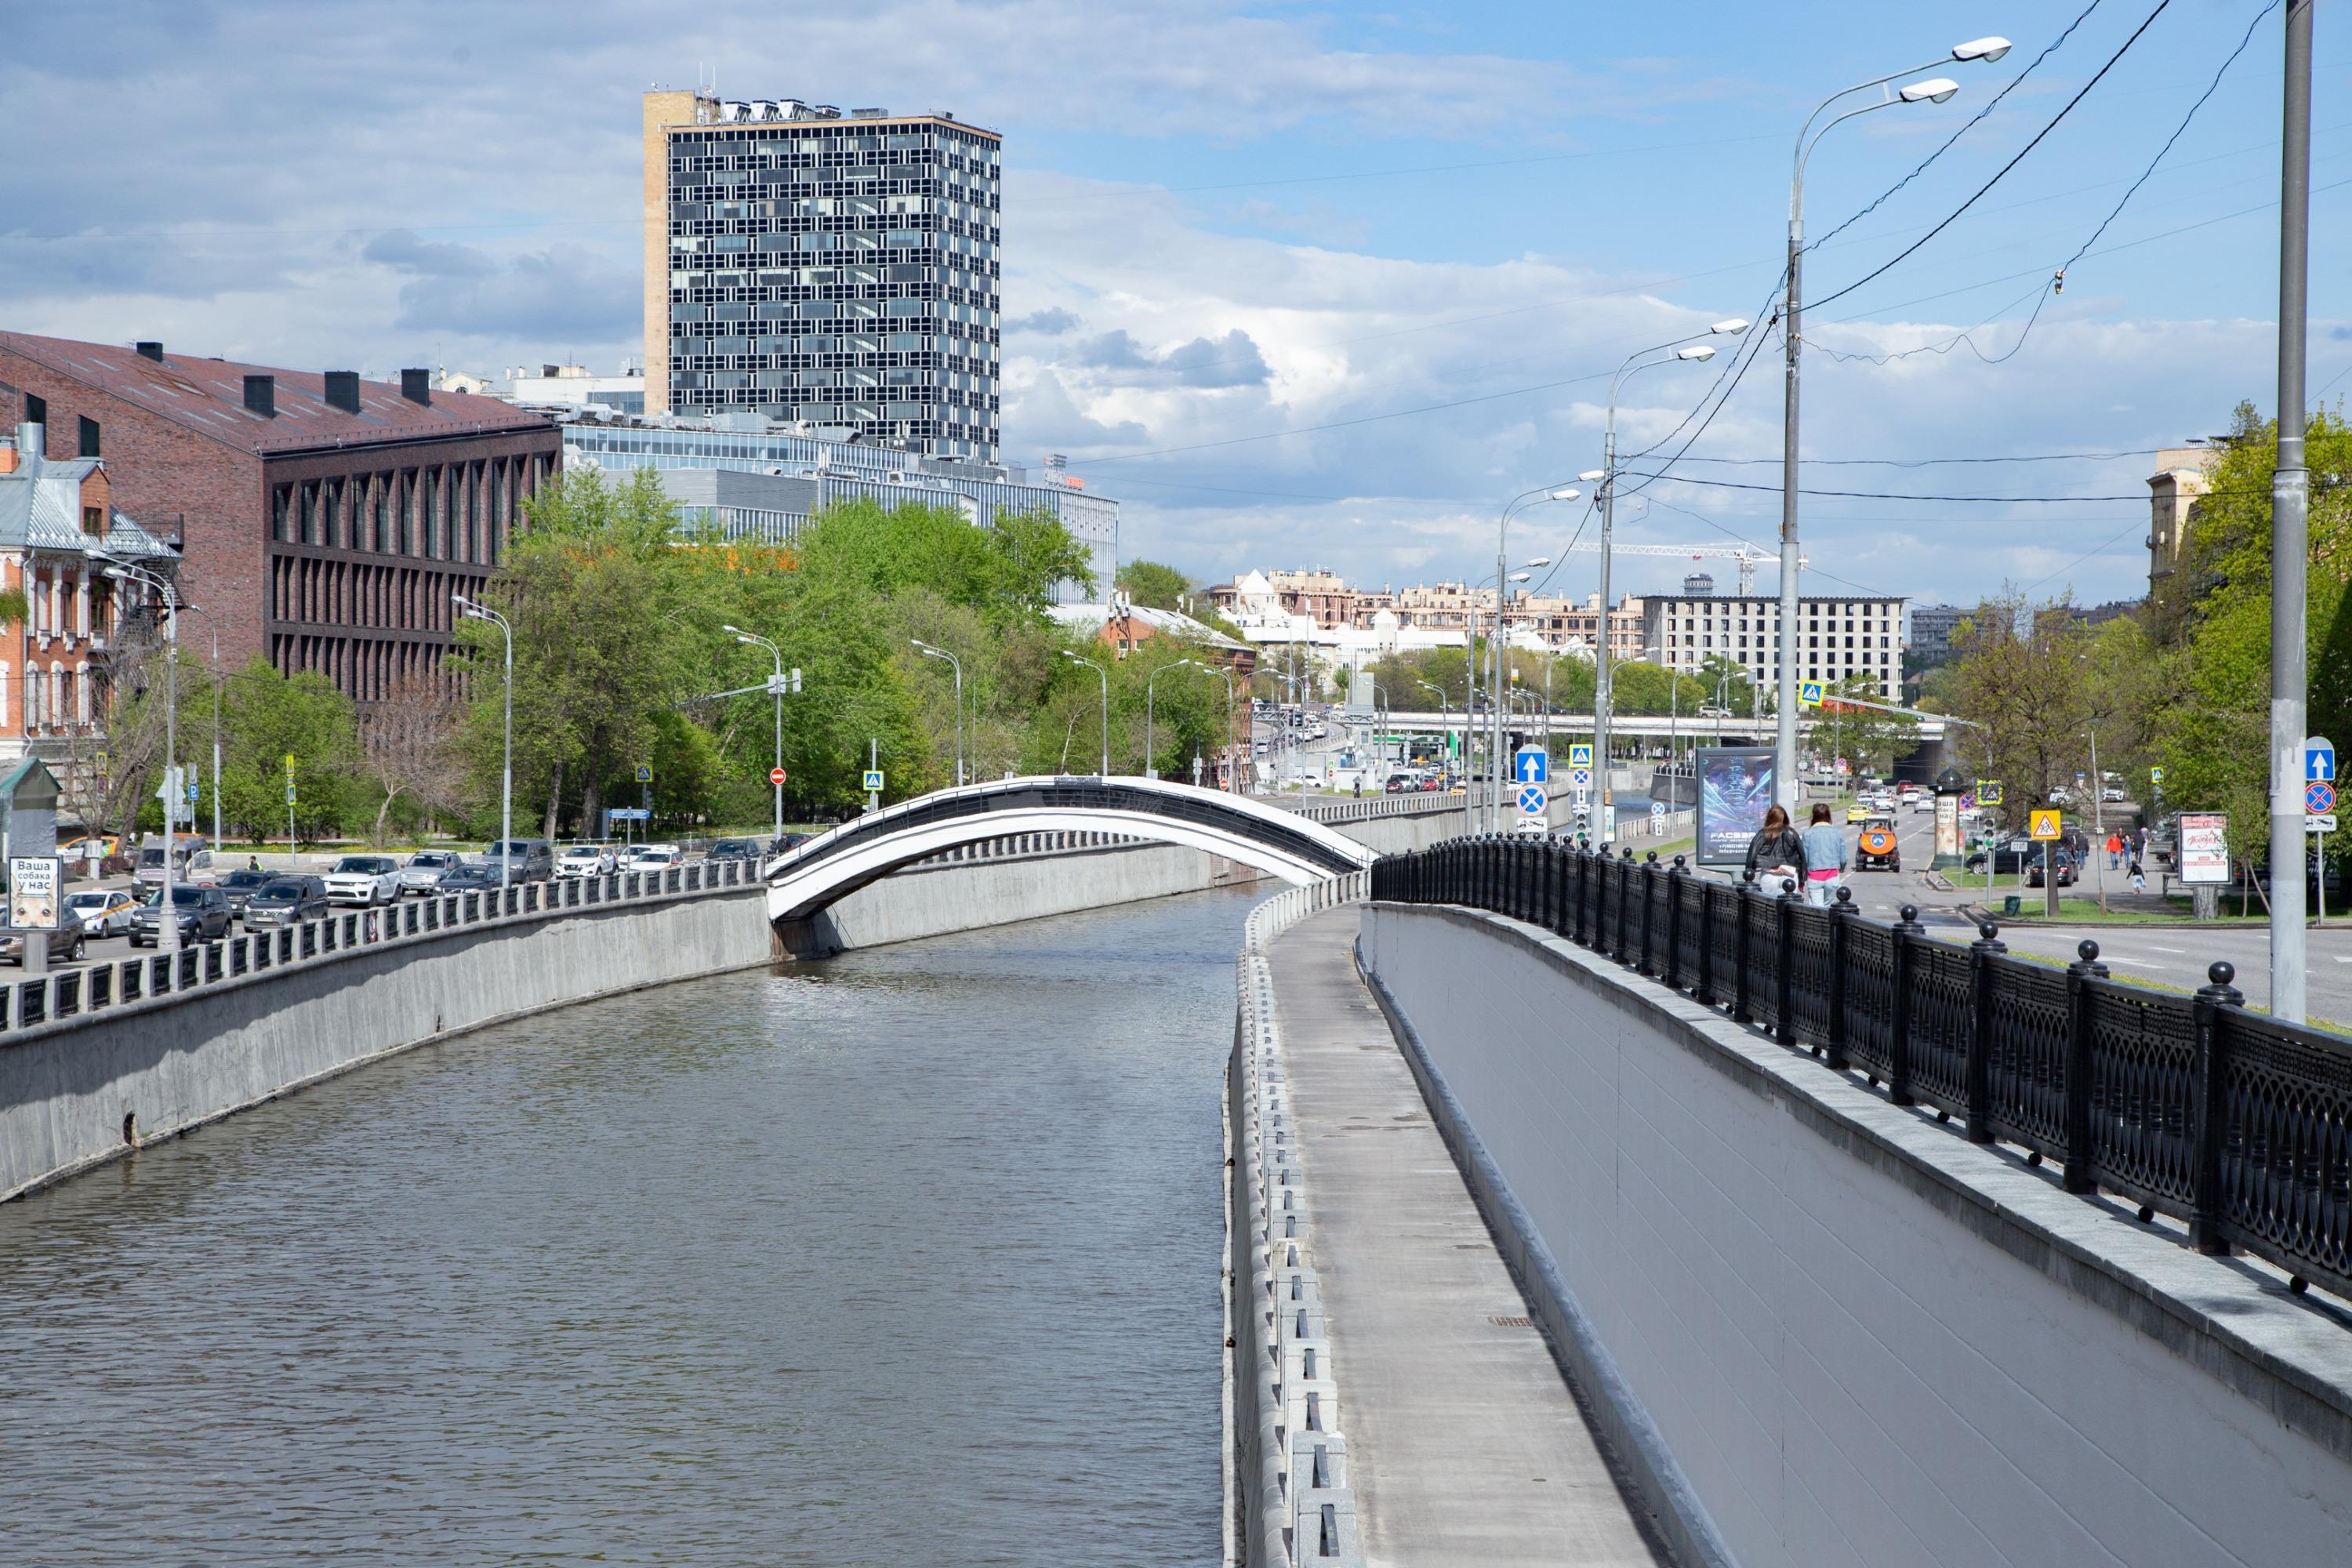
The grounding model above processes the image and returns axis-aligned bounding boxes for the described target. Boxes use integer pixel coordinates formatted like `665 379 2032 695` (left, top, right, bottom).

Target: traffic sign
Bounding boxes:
285 786 298 805
1569 767 1592 790
1517 784 1548 817
862 768 885 792
1568 743 1593 768
1976 779 2004 806
634 764 654 783
769 766 789 786
606 807 649 822
2308 779 2336 815
2027 808 2062 841
283 753 296 778
1798 680 1824 707
1650 800 1667 819
186 780 199 804
1514 748 1548 786
2310 815 2338 834
2150 767 2165 785
2307 735 2336 782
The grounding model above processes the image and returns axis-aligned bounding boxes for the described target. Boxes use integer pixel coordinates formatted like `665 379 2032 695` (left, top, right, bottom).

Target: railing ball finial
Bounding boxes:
1899 903 1918 923
2078 938 2100 964
1645 849 1657 864
1780 876 1797 897
1976 919 1998 941
1672 853 1686 869
2209 960 2234 988
1834 884 1852 906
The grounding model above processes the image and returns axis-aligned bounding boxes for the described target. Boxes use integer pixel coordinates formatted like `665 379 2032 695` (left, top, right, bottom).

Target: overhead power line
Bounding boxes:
1619 470 2281 504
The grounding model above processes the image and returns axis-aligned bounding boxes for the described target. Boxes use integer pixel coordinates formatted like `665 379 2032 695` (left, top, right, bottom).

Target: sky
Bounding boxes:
4 0 2345 615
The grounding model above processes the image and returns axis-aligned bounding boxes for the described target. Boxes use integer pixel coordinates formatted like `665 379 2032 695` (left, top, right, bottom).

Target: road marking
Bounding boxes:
2333 955 2352 964
2150 945 2186 954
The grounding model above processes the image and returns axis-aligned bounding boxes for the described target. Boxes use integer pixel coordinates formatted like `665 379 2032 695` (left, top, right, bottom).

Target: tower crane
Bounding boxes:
1561 541 1806 596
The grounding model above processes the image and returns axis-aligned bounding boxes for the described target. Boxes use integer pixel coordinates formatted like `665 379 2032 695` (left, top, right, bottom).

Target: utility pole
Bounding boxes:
2271 0 2314 1022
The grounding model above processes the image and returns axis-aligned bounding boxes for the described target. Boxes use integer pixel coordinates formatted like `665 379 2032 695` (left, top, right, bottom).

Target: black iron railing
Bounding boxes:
1370 837 2352 1304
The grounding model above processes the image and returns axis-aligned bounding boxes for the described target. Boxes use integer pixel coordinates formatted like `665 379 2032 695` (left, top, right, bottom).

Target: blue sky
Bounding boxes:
3 1 2343 613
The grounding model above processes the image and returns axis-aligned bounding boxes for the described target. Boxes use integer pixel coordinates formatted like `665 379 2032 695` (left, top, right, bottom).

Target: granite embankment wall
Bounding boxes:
1359 900 2352 1568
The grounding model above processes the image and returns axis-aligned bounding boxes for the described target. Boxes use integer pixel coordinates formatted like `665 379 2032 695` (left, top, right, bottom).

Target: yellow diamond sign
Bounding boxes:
2028 808 2063 841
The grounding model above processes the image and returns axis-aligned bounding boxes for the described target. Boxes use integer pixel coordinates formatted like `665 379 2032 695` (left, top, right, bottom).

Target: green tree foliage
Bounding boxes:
1822 673 1920 778
218 658 362 844
1115 558 1194 612
1947 593 2108 815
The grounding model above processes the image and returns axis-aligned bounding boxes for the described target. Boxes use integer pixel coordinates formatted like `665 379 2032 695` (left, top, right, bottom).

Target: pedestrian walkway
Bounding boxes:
1265 907 1671 1566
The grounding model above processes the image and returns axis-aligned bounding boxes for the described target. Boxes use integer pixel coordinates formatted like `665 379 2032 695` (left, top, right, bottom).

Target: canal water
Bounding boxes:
0 887 1258 1565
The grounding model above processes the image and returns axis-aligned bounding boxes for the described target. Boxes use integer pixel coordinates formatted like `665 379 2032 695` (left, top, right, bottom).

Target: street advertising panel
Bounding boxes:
1694 746 1776 868
2178 812 2229 884
9 855 58 930
1934 793 1962 860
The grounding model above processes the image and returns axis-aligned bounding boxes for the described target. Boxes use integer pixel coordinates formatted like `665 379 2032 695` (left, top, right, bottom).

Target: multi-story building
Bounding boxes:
1907 604 1969 666
557 408 1115 597
1641 592 1904 702
0 421 178 776
644 90 1002 461
0 333 561 702
505 363 646 415
2147 444 2221 597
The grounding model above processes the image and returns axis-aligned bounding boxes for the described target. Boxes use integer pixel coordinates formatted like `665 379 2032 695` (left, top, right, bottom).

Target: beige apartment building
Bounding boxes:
2147 444 2222 598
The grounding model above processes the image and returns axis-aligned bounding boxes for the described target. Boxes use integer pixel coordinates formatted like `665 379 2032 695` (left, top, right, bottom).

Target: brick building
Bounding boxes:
0 334 561 702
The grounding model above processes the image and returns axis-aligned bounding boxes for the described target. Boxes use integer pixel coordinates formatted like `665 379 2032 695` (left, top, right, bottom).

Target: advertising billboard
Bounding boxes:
2178 812 2229 884
1694 747 1776 868
8 856 58 930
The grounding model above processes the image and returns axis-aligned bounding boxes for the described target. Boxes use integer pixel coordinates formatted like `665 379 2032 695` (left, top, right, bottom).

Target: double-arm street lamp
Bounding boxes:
910 639 964 787
1469 562 1547 831
721 625 789 840
1581 318 1744 843
1486 485 1578 830
453 593 514 890
1777 37 2005 808
1061 650 1110 777
99 554 180 948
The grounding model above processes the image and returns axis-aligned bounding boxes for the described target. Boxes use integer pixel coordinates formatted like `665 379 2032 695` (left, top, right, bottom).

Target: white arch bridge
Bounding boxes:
765 775 1376 953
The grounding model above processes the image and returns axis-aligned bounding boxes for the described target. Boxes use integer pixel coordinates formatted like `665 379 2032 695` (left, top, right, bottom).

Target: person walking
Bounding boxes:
2105 830 2122 870
1744 804 1808 890
1798 802 1848 908
2129 849 2147 896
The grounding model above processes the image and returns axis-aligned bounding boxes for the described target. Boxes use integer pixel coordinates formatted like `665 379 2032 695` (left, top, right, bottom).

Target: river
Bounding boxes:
0 887 1257 1564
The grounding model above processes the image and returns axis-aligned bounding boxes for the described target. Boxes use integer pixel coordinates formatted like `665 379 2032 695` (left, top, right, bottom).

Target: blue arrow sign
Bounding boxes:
2307 736 2336 782
1515 749 1548 785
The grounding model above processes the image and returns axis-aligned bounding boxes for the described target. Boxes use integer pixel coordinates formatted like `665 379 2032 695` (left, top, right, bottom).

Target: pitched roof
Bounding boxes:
0 449 178 561
0 332 554 457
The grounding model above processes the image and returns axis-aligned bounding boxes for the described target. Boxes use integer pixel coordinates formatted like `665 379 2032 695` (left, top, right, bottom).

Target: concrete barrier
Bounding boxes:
1226 875 1369 1566
1359 901 2352 1568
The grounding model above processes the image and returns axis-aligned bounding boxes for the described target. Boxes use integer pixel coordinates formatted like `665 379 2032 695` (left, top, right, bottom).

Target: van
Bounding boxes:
483 838 556 881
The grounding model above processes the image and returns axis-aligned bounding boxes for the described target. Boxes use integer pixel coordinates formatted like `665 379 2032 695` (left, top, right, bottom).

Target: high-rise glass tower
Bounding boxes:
643 91 1003 462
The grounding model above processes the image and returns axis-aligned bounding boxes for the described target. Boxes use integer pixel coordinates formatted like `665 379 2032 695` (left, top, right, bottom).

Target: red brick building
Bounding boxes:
0 334 561 701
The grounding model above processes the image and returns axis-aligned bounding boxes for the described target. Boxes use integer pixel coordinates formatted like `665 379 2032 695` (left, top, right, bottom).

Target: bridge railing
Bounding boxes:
0 858 760 1037
1266 793 1462 826
1371 839 2352 1306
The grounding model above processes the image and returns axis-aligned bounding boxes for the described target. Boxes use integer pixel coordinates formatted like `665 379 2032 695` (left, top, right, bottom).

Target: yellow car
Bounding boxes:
1845 804 1869 824
61 833 123 859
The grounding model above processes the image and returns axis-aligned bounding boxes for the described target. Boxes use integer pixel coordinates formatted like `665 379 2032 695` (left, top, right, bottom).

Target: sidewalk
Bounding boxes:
1265 907 1671 1566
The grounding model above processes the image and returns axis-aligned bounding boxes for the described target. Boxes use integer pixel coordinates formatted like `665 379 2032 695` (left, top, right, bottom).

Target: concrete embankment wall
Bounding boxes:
0 884 774 1203
1358 901 2352 1568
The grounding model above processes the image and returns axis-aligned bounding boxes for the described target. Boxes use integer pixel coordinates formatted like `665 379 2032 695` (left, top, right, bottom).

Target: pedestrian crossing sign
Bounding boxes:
1798 681 1824 707
1568 743 1593 768
862 769 885 792
2028 808 2062 841
1977 779 2004 806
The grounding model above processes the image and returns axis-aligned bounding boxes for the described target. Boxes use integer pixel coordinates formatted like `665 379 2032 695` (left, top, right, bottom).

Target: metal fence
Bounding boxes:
1370 837 2352 1305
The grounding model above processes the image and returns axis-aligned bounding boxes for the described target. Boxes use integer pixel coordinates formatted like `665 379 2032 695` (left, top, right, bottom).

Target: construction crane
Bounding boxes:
1561 541 1805 596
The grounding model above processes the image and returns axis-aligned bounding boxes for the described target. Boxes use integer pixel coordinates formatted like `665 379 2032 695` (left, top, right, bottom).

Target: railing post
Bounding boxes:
1888 905 1921 1105
1639 851 1660 976
2188 960 2245 1254
1693 873 1715 1008
1965 920 2005 1143
1774 877 1798 1041
1824 886 1853 1072
1664 855 1686 990
2063 939 2109 1195
1617 848 1639 964
1732 876 1755 1025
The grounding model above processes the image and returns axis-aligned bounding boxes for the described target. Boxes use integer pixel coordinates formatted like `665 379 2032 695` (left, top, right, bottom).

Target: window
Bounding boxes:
24 394 44 426
82 506 103 535
78 416 100 456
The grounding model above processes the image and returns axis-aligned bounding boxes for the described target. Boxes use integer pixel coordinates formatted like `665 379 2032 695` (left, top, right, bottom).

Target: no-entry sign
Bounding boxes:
769 767 789 786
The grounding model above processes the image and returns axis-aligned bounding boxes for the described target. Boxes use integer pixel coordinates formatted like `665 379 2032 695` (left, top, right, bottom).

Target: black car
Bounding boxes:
706 837 766 862
2026 848 2078 888
0 909 86 965
241 876 329 930
768 832 814 855
130 885 234 946
1963 840 2038 877
212 867 278 916
435 862 503 892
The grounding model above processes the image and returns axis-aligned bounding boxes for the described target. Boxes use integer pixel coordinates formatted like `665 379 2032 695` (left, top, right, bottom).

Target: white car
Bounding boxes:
556 844 619 878
324 855 403 906
626 844 684 870
64 887 140 935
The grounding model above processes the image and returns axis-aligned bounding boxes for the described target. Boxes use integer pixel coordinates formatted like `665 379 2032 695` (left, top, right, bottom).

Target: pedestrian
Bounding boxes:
2129 853 2146 895
248 855 260 872
1798 802 1847 908
2106 830 2122 869
1744 803 1808 890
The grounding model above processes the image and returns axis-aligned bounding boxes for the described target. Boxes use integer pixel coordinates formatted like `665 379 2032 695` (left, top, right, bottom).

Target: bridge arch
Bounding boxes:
766 775 1374 944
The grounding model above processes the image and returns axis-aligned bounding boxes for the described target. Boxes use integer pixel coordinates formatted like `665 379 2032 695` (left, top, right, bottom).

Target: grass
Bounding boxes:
1989 895 2320 926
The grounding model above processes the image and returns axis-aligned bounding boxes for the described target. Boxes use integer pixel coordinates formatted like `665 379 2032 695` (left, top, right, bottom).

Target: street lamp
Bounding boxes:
911 638 964 787
1484 485 1577 830
720 626 788 840
1146 659 1205 780
455 593 513 890
1779 41 1999 811
100 556 180 949
1062 651 1109 777
1592 323 1738 844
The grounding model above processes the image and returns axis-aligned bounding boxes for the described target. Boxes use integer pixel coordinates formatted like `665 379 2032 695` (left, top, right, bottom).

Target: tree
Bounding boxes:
361 673 463 844
1822 673 1919 779
1947 592 2096 815
1116 558 1192 612
220 658 362 844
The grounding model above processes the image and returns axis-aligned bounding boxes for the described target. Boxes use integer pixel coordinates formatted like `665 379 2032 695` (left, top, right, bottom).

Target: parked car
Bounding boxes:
0 907 85 965
401 850 463 894
1964 840 2040 877
214 867 278 915
324 855 402 906
435 862 503 893
129 885 233 946
555 844 619 879
482 839 555 882
132 837 217 887
2027 848 2079 888
705 837 766 862
60 833 124 862
241 876 328 930
768 832 814 856
1854 816 1901 873
64 887 139 936
626 844 684 870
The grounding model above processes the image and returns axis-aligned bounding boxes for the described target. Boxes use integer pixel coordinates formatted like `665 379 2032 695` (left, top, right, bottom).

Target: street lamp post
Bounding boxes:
103 558 180 950
1587 321 1740 844
1487 485 1580 828
454 594 513 890
1145 659 1204 781
1062 652 1109 776
1779 38 2002 811
2270 0 2314 1021
911 639 964 788
725 625 789 840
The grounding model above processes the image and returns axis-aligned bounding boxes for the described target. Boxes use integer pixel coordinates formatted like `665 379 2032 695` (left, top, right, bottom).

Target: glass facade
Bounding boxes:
662 111 1002 463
